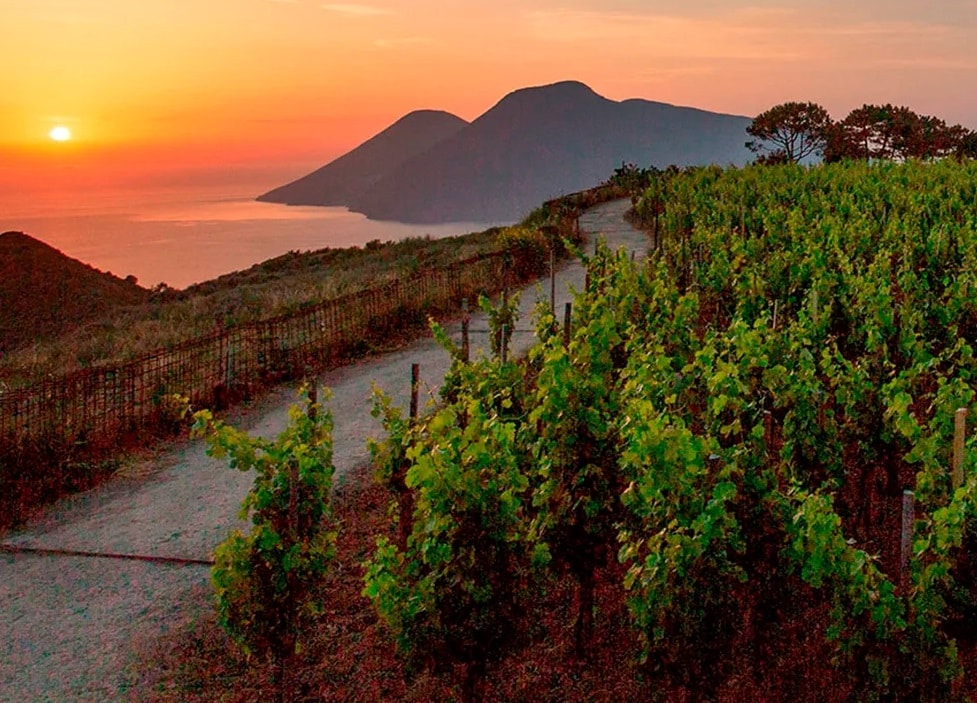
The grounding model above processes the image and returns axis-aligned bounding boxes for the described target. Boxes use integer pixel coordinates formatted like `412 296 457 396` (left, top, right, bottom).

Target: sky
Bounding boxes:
3 0 977 196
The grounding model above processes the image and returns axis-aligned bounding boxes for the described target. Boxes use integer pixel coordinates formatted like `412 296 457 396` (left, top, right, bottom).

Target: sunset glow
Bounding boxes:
2 0 976 197
49 126 71 142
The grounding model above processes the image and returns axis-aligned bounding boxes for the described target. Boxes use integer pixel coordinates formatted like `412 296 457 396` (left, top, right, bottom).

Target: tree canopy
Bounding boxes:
825 104 968 162
746 102 832 163
749 100 977 165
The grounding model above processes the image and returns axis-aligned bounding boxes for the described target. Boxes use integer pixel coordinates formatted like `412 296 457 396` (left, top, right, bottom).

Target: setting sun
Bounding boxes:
49 125 71 142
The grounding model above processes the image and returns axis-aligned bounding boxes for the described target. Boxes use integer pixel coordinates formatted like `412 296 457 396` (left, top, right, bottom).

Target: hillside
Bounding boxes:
0 231 150 353
262 80 752 223
257 110 469 206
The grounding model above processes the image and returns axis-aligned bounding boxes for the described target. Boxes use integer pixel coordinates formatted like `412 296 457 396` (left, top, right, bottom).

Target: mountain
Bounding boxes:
0 231 150 353
257 109 469 206
260 81 753 224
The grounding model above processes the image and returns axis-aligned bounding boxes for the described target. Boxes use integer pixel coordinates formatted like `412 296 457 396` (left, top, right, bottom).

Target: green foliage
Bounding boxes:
368 385 412 490
527 244 631 655
364 298 536 701
623 159 977 698
478 290 521 361
604 161 660 196
362 396 532 700
193 386 336 664
364 160 977 698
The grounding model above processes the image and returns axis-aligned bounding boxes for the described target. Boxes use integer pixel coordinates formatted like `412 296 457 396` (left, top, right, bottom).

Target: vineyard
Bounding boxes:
162 160 977 702
357 160 977 701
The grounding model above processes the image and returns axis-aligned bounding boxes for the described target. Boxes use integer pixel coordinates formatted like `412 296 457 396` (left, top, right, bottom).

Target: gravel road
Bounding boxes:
0 199 647 703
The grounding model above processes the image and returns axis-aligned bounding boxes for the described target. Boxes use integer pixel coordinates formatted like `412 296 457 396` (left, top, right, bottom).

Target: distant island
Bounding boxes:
258 80 752 224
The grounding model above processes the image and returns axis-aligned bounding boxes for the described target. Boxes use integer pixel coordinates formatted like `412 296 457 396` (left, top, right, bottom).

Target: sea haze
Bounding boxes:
0 184 498 290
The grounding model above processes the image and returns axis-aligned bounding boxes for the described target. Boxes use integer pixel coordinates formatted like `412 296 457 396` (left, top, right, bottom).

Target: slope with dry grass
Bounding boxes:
0 226 512 389
0 231 150 355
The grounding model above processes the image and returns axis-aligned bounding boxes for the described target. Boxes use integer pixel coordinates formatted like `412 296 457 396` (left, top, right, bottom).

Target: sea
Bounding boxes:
0 184 498 290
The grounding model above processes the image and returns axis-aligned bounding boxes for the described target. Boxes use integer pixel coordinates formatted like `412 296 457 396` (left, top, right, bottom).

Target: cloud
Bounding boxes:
524 4 976 71
871 57 977 70
321 3 393 16
371 36 430 49
814 20 954 38
524 7 806 62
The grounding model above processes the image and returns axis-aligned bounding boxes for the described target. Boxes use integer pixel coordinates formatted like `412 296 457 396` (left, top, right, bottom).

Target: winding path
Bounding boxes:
0 199 647 702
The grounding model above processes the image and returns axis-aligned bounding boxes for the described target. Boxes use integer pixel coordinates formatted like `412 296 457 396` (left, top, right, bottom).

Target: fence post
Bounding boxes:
563 302 572 348
954 408 967 490
461 299 470 363
550 246 556 314
397 364 421 552
410 363 420 421
501 324 508 363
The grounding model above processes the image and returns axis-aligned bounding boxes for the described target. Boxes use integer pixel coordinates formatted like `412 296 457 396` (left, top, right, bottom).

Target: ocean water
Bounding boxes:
0 184 497 289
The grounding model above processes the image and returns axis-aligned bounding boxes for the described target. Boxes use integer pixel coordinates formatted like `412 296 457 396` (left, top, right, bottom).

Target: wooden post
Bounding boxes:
461 299 471 363
900 490 915 592
563 302 572 348
772 301 779 332
501 325 508 363
410 363 420 421
954 408 967 490
550 247 557 314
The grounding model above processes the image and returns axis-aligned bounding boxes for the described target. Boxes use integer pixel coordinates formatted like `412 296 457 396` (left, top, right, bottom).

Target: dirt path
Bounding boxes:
0 199 646 702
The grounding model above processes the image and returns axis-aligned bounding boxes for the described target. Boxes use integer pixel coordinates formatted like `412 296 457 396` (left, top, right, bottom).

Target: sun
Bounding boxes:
49 126 72 142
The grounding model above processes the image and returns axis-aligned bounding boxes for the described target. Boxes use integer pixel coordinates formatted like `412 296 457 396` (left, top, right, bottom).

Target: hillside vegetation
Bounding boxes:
0 231 150 354
155 160 977 702
0 224 527 389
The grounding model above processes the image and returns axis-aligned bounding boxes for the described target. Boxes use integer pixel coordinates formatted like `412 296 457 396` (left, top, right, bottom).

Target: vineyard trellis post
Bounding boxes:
550 247 556 314
462 299 470 363
395 362 421 552
409 363 420 421
563 302 572 348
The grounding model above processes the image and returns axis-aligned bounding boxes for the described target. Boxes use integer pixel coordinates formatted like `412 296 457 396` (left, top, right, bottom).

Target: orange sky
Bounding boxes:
3 0 977 196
